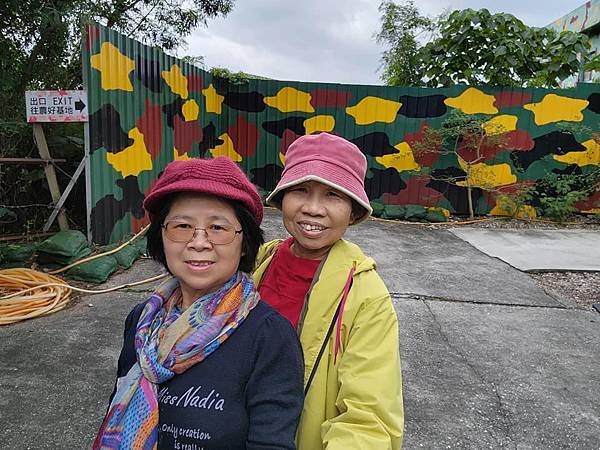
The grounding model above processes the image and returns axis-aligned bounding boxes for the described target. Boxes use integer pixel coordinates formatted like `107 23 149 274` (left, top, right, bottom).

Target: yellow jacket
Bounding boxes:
254 239 404 450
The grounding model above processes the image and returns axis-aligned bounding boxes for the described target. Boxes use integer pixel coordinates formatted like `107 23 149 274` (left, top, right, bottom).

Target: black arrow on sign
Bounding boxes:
75 99 86 112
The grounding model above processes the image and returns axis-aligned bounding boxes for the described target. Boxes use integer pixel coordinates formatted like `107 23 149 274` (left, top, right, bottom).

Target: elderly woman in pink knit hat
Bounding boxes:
94 157 303 450
253 132 404 449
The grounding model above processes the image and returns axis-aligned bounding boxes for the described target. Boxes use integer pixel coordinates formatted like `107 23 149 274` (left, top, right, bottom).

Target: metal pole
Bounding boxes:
82 23 93 243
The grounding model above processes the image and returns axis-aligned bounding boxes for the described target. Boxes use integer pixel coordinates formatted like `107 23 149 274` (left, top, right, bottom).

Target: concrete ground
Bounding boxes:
0 208 599 449
448 228 600 272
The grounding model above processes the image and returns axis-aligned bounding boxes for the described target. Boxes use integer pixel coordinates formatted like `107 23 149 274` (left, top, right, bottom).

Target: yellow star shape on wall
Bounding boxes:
90 42 135 92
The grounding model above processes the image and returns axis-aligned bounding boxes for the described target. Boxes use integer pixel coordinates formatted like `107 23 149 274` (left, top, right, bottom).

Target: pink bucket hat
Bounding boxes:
144 157 264 224
267 133 372 224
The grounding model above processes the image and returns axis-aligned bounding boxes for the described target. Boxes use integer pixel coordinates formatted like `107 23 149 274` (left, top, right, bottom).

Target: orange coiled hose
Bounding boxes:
0 268 71 325
0 267 168 326
0 226 160 326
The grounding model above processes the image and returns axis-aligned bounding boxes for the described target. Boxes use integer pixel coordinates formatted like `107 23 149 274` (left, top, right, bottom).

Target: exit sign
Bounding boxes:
25 90 88 123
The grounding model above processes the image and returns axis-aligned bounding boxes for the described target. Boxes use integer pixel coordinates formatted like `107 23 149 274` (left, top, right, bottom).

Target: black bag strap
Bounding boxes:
304 295 344 397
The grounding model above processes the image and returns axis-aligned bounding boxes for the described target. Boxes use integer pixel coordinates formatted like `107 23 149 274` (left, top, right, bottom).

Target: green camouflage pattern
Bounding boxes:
83 24 600 244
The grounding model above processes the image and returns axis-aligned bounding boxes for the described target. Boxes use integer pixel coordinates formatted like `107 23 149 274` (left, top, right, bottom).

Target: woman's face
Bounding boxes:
281 180 354 260
162 193 243 307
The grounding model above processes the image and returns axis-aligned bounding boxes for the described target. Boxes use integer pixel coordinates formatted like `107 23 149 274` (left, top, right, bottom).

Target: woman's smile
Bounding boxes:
184 259 215 272
297 220 328 237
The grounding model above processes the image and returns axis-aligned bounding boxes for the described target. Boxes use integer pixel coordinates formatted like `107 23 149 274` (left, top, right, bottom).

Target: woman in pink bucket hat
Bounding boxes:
253 133 404 449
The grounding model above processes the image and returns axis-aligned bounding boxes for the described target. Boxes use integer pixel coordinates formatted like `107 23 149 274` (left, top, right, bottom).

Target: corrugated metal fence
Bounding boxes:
83 23 600 244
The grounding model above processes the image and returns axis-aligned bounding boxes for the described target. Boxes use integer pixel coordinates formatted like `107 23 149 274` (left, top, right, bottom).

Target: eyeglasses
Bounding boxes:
161 221 242 245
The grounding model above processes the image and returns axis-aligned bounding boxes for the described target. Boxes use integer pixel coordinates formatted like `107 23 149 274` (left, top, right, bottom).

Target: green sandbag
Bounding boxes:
99 240 142 269
1 261 31 269
37 246 92 265
0 243 37 263
425 209 448 223
370 203 385 218
65 255 119 283
131 236 147 256
37 230 88 258
98 244 119 253
382 205 406 220
404 204 427 221
113 245 142 269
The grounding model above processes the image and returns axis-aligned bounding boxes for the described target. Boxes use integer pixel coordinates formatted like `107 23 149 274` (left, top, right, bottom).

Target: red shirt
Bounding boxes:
258 238 321 329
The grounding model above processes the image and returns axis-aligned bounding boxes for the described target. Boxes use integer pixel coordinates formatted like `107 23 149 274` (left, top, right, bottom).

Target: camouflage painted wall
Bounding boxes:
83 24 600 244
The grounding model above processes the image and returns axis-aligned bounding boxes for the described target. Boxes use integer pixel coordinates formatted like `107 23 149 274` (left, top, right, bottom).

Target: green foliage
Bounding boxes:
418 9 590 87
1 0 235 123
181 55 206 69
520 169 600 221
87 0 235 51
375 0 434 86
584 53 600 73
0 207 17 223
0 0 235 235
523 175 586 222
377 6 592 88
210 67 252 85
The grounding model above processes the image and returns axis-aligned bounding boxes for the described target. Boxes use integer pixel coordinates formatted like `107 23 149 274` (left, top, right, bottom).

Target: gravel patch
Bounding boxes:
529 271 600 309
457 216 600 230
372 215 600 230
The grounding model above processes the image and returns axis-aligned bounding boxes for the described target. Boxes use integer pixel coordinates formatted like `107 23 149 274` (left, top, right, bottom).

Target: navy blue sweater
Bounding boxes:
113 300 304 450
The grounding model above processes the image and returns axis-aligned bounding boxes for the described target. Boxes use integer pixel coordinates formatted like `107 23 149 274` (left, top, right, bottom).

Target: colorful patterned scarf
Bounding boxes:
93 271 260 450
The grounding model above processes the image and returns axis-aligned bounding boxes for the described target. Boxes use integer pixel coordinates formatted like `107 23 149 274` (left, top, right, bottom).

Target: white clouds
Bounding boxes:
186 0 586 85
419 0 583 27
186 0 383 84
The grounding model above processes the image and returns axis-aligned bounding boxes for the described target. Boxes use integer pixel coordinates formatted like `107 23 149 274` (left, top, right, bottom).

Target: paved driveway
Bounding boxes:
1 209 598 449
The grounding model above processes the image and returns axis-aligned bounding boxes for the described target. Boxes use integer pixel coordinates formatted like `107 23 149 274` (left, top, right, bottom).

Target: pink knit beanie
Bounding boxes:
143 157 264 224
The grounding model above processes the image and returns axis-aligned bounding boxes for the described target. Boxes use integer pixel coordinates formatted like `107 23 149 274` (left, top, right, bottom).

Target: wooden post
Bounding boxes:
32 123 69 231
43 155 87 232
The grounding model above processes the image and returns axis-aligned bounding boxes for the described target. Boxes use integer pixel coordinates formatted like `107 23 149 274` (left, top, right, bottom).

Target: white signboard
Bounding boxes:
25 90 88 123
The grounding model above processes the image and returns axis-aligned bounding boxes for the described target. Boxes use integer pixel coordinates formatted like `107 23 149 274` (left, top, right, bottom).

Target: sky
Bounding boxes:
183 0 586 85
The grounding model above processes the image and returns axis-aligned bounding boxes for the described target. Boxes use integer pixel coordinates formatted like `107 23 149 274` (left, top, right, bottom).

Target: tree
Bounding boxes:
418 9 590 88
584 53 600 80
375 0 433 86
518 123 600 221
412 110 509 219
0 0 234 234
1 0 234 110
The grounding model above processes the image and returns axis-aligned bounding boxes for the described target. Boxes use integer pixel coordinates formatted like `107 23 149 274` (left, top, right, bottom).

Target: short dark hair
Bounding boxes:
350 200 368 224
146 193 264 274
